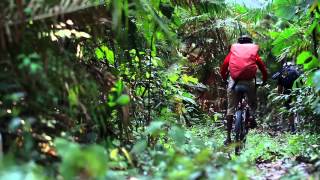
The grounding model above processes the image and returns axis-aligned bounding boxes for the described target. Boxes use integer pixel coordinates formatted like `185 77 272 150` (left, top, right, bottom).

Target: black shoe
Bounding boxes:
224 138 231 146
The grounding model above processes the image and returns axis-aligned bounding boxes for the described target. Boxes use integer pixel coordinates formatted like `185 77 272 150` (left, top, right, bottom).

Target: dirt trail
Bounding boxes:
243 128 317 179
255 159 313 180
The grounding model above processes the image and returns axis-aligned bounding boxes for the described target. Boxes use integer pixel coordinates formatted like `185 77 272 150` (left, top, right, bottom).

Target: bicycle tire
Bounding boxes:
234 110 246 155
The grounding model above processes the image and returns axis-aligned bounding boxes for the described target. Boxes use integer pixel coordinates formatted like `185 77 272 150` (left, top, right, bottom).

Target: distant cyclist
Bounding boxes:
220 35 268 145
272 62 301 132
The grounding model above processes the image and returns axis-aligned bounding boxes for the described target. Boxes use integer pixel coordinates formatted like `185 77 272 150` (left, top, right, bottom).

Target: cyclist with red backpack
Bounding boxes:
220 35 268 145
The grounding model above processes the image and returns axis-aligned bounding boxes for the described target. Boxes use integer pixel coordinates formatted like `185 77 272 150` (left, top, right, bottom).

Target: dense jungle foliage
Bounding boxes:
0 0 319 179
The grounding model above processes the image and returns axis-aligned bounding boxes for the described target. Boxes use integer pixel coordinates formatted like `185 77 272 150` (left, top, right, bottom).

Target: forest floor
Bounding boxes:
256 159 311 180
201 124 320 180
240 130 317 179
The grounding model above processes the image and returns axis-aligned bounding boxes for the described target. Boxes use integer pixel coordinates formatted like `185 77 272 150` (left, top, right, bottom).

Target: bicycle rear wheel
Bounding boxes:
234 110 245 155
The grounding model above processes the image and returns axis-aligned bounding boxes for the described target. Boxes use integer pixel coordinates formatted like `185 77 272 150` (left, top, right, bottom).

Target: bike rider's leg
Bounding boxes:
224 115 233 145
245 80 258 129
285 93 295 133
225 78 241 145
289 114 295 133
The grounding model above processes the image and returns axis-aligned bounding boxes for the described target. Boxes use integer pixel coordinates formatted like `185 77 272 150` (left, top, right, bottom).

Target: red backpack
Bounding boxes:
229 43 259 80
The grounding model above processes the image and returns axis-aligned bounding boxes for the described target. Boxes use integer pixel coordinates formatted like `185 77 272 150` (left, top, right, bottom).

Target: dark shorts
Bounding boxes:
227 78 257 116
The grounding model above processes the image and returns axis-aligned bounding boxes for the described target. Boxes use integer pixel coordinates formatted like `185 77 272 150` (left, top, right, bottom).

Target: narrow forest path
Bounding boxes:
256 159 312 180
239 128 318 179
207 126 319 179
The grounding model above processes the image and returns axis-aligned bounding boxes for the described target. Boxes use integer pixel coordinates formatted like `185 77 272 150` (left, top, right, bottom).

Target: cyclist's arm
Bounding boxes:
256 55 268 82
220 53 231 81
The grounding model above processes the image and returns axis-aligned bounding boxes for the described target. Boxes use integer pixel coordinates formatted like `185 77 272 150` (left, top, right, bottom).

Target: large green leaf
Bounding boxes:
116 94 130 105
273 0 297 20
168 73 179 83
95 48 104 60
296 51 319 70
95 45 115 65
271 27 297 56
272 27 297 46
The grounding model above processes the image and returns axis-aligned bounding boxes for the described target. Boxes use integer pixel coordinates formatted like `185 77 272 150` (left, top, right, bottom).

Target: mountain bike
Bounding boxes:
233 82 262 155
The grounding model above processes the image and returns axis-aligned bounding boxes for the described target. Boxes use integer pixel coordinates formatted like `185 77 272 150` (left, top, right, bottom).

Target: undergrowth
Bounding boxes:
240 130 320 163
0 123 319 179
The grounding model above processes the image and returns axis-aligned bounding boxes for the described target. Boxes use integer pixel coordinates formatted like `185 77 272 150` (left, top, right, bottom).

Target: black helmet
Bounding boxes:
237 35 253 44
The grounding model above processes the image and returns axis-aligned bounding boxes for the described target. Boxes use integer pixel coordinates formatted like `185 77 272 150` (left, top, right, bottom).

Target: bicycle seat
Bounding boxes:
233 84 249 94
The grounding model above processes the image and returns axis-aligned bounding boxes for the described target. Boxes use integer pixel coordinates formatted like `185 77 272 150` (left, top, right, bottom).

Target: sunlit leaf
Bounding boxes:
55 29 72 38
75 32 91 39
168 74 179 82
95 45 115 64
181 74 198 84
272 27 297 46
95 48 104 60
136 86 145 96
296 51 319 70
110 148 119 161
116 95 130 105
